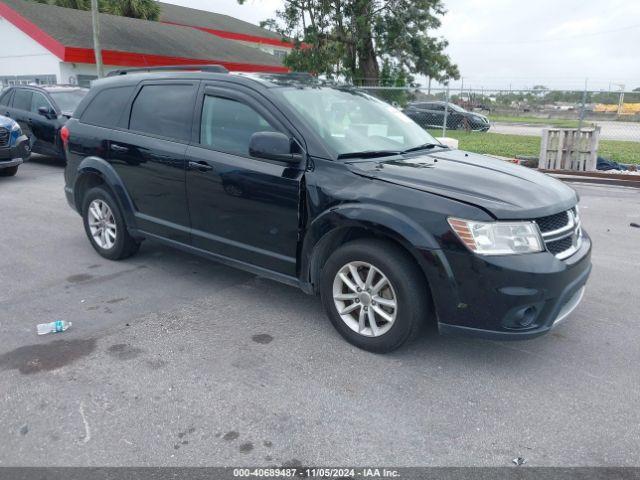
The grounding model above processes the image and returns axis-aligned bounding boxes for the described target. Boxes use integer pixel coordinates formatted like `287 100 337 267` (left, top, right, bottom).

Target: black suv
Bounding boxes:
0 85 88 159
63 68 591 353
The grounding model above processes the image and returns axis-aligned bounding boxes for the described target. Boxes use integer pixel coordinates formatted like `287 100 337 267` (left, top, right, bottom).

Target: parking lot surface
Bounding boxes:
1 158 639 467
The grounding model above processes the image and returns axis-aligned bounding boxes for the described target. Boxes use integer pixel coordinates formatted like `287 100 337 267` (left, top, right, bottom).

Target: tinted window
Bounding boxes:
31 92 51 113
49 90 87 113
0 89 12 107
129 84 195 141
81 86 135 128
200 96 275 156
13 89 32 111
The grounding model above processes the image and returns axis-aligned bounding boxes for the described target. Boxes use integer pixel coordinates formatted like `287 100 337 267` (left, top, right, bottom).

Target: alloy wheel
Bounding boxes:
332 261 398 337
88 199 117 250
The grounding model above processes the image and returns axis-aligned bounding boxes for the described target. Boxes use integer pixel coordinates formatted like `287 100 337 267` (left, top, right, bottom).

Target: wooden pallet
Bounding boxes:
539 127 600 171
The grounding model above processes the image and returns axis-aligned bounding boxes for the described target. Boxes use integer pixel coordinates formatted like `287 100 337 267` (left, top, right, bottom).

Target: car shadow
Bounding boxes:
27 153 65 167
126 239 559 365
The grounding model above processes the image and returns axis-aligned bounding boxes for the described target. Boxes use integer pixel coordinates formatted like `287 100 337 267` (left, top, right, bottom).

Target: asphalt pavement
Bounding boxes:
1 158 639 467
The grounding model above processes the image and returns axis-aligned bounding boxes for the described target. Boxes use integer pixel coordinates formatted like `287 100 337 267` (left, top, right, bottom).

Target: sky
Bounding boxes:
166 0 640 91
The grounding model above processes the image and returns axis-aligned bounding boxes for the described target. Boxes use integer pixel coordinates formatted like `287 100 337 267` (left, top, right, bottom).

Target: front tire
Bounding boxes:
320 239 431 353
82 186 140 260
0 166 18 176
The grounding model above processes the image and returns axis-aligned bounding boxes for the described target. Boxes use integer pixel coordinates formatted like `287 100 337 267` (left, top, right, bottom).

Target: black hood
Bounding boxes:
346 149 578 220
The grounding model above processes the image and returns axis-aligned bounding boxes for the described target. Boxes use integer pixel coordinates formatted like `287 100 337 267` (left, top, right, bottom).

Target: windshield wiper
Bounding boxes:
401 142 447 154
337 150 402 160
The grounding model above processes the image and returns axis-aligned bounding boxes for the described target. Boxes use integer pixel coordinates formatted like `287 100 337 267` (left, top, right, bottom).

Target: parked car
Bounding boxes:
403 101 490 131
0 115 30 176
63 69 591 353
0 85 88 160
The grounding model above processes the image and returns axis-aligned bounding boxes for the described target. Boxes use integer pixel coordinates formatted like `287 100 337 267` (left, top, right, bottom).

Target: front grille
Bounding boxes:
0 127 9 147
534 208 582 260
546 236 573 255
535 211 569 233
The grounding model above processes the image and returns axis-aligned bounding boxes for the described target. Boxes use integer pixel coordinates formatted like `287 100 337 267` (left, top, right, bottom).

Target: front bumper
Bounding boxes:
0 135 31 164
0 157 23 169
435 231 592 340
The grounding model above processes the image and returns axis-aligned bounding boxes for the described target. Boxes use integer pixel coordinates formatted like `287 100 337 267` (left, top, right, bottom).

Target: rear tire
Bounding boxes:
0 166 18 176
82 186 140 260
320 239 430 353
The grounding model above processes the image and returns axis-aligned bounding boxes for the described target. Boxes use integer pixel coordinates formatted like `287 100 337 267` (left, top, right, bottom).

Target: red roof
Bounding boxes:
0 0 289 72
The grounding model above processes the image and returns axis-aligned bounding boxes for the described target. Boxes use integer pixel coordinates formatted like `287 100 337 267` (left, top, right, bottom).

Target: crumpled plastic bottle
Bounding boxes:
37 320 72 335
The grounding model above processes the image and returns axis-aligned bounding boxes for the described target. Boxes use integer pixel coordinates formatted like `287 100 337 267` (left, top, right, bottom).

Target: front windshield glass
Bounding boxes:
49 90 87 113
277 87 439 157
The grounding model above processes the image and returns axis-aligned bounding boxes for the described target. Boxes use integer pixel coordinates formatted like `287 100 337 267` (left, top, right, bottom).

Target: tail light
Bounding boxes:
60 125 70 147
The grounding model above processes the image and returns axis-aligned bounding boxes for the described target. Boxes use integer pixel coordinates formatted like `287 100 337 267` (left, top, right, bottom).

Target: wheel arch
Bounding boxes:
301 203 443 300
74 157 138 232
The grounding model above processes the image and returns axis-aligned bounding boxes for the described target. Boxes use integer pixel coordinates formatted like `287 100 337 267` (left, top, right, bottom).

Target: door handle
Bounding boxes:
110 144 129 153
189 161 213 172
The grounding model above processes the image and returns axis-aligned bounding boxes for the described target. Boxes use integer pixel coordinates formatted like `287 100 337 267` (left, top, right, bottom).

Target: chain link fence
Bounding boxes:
359 85 640 169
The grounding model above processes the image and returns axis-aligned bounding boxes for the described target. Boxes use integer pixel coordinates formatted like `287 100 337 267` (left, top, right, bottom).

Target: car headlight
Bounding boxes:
448 218 544 255
10 122 21 132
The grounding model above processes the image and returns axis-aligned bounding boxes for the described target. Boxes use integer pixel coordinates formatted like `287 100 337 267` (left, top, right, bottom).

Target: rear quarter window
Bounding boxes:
80 86 135 128
129 84 195 141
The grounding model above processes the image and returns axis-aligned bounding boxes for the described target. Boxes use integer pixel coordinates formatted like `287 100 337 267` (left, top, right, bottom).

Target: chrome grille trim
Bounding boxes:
536 208 582 260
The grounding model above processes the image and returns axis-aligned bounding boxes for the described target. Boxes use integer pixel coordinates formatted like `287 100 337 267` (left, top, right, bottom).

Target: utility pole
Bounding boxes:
617 84 626 116
91 0 104 78
577 78 588 132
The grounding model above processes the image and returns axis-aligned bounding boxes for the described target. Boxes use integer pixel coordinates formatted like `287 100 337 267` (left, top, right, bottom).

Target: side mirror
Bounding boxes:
38 106 55 119
249 131 300 163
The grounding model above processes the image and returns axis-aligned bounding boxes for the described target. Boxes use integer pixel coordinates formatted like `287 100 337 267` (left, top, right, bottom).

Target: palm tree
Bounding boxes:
54 0 91 9
104 0 160 20
31 0 161 20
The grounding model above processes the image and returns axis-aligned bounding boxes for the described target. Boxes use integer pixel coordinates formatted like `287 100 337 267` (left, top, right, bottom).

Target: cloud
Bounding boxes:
164 0 640 90
545 18 601 38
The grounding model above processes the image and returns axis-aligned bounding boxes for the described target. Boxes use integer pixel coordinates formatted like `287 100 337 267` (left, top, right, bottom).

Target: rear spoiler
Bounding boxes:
106 65 229 77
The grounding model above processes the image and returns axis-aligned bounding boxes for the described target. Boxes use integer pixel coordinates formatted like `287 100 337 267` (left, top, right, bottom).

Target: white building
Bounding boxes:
0 0 292 87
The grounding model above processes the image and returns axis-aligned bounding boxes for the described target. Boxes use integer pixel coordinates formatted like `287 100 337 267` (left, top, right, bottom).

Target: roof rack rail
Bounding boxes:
106 65 229 77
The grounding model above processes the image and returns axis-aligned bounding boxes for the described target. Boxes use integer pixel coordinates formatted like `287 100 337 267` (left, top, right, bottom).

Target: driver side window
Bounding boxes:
200 95 276 157
31 92 52 114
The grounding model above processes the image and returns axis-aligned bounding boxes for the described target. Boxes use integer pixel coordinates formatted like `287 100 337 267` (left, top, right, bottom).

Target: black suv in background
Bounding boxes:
63 68 591 353
404 101 490 132
0 85 88 159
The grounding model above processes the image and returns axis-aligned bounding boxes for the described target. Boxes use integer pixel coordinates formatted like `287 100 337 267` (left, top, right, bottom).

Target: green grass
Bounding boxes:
429 130 640 165
488 115 589 128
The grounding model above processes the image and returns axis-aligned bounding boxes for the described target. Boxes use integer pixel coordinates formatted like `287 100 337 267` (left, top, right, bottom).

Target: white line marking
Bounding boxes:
79 401 91 444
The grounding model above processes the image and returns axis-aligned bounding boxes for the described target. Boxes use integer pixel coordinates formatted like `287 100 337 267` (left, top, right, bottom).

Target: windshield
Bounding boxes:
449 103 467 113
276 87 439 157
49 90 87 113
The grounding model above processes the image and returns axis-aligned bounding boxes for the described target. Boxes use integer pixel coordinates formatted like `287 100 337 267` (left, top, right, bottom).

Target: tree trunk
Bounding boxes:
358 35 379 86
352 0 379 86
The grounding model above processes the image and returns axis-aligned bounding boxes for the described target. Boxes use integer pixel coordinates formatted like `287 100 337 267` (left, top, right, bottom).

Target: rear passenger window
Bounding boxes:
13 89 32 111
129 84 195 141
81 86 135 128
200 96 276 156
